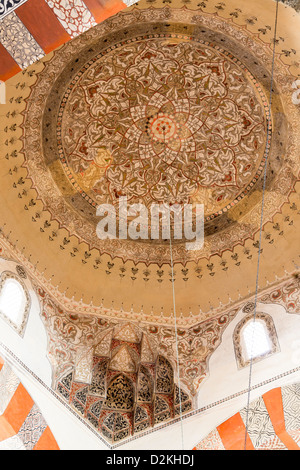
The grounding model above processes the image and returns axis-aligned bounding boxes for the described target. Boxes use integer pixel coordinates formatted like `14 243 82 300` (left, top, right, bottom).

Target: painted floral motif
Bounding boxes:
45 0 97 38
22 6 298 266
0 0 28 19
0 12 44 68
53 317 193 443
0 357 59 450
195 385 300 450
59 35 268 216
18 404 48 450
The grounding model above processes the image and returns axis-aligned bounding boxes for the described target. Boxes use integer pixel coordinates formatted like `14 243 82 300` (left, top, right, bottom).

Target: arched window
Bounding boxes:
0 272 30 336
233 313 279 369
243 320 271 361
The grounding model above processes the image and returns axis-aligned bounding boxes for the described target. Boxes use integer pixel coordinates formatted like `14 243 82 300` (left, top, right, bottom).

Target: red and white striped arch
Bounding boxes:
194 386 300 450
0 355 60 450
0 0 131 81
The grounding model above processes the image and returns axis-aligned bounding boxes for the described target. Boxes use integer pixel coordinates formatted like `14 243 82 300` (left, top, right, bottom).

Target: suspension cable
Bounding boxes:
169 232 185 450
159 121 185 449
243 0 279 450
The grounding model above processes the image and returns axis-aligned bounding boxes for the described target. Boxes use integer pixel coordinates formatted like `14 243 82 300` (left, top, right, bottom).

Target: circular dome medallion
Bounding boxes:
56 34 270 220
22 13 284 265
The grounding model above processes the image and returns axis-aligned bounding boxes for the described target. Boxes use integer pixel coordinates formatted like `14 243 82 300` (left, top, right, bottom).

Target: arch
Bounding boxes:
233 312 279 369
194 383 300 450
0 271 30 336
156 355 174 394
104 374 134 411
73 386 88 415
137 365 153 403
154 395 172 424
53 323 193 443
86 399 103 429
174 384 192 415
57 371 73 401
109 344 138 373
101 411 131 443
134 404 151 434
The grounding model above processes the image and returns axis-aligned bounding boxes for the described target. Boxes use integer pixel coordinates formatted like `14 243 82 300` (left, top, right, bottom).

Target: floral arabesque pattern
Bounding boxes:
45 0 97 38
59 34 268 217
55 326 193 443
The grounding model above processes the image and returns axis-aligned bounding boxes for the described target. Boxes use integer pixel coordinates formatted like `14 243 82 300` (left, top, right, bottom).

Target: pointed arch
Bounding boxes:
137 365 153 403
156 355 174 394
0 271 31 336
52 322 193 443
104 374 134 411
154 395 172 424
109 344 138 373
233 312 279 369
134 404 151 434
101 411 131 443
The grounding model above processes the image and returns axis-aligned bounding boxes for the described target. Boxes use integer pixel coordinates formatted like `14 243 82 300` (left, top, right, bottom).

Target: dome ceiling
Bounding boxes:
30 25 273 263
0 0 299 323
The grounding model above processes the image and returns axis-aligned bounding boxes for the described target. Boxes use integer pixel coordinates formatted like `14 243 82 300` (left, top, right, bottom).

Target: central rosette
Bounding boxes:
149 114 178 142
58 36 267 215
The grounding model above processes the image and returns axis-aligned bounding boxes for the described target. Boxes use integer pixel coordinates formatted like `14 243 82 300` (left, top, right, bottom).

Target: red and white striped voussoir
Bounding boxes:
0 0 131 82
0 355 60 450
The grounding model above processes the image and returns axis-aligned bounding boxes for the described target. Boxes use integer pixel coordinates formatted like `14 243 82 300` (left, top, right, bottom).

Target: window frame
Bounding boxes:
233 312 279 369
0 271 31 336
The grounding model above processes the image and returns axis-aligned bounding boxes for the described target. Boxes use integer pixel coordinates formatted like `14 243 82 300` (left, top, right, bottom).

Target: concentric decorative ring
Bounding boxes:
56 33 270 221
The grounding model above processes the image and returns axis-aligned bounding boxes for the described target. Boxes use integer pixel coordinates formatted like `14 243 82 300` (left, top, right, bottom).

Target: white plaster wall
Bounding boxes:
197 302 300 410
121 302 300 450
0 258 52 386
1 356 109 450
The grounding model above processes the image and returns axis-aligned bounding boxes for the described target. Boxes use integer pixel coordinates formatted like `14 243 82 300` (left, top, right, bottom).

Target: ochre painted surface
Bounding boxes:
263 388 300 450
0 356 60 450
0 0 298 324
0 43 21 81
83 0 126 23
33 427 60 450
16 0 71 54
3 384 34 433
217 413 255 450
